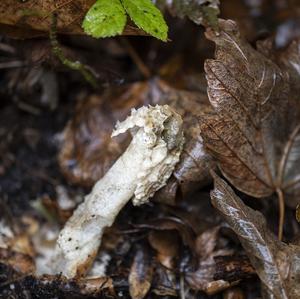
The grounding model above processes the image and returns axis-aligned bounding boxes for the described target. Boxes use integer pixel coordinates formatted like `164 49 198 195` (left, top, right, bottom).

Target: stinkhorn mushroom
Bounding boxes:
52 105 184 278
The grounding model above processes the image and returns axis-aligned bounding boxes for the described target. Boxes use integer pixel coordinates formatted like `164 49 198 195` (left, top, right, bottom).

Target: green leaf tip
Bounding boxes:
121 0 168 41
82 0 127 38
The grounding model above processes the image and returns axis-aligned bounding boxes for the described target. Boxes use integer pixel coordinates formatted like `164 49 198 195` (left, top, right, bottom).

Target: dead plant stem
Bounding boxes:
276 188 285 241
50 14 98 88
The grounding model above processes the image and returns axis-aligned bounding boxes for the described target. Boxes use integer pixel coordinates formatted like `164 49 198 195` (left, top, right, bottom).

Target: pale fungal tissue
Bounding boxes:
52 104 184 278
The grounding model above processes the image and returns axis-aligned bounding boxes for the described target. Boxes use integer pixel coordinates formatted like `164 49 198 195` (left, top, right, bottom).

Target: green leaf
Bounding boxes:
121 0 168 41
82 0 127 38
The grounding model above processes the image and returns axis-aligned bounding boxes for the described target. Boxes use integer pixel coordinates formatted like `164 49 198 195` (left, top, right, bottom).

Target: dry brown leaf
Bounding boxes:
148 230 179 269
161 84 215 202
59 90 133 187
213 255 255 282
0 0 145 39
211 173 300 299
59 79 215 202
134 216 196 250
129 246 153 299
223 287 245 299
161 0 220 29
0 211 36 275
0 248 35 275
185 226 237 295
200 19 300 206
277 38 300 97
151 262 177 297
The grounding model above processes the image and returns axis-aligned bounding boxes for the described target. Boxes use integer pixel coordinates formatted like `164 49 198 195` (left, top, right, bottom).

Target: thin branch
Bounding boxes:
120 37 151 79
0 61 26 69
49 14 98 88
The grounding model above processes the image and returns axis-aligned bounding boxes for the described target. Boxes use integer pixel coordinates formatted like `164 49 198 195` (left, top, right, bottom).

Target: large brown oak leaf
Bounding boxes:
200 19 300 206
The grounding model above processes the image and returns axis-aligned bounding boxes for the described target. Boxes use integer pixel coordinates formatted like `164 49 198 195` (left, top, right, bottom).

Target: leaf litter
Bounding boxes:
1 1 300 298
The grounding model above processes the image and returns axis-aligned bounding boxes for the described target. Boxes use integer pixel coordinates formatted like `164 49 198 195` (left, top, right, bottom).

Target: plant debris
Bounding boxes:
1 1 300 298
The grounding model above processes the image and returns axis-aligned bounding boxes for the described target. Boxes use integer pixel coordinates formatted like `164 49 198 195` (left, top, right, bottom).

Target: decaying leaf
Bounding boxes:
211 173 300 299
159 83 216 202
0 249 35 275
213 255 255 283
148 230 179 269
185 226 237 295
0 0 145 39
222 287 245 299
276 38 300 95
135 216 196 250
200 19 300 206
59 79 215 203
0 214 36 275
160 0 220 30
58 91 133 187
129 245 153 299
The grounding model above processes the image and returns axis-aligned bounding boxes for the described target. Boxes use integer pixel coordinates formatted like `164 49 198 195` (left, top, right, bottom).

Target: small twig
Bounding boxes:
276 188 285 241
15 101 41 115
179 274 186 299
49 14 98 88
0 61 26 69
0 43 16 54
120 38 151 79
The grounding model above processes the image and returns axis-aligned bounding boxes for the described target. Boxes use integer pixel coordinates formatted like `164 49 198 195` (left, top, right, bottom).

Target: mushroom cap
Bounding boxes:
112 105 184 205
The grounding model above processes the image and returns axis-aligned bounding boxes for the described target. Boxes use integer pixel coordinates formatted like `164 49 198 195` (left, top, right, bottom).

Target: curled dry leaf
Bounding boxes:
276 38 300 95
161 0 220 30
200 19 300 207
134 216 196 250
129 246 153 299
148 230 179 269
222 287 245 299
0 248 35 275
211 173 300 299
185 226 237 295
0 217 35 275
59 90 134 187
0 0 145 38
59 79 215 203
161 83 215 202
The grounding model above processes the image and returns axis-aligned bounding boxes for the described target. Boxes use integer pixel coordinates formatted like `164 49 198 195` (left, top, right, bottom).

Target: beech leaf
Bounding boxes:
211 173 300 299
200 19 300 205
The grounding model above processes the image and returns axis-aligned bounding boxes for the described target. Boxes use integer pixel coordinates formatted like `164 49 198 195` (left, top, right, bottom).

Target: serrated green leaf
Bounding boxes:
121 0 168 41
82 0 127 38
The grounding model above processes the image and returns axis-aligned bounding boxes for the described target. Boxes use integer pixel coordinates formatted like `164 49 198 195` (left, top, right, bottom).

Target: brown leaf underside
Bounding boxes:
211 173 300 299
200 19 300 205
